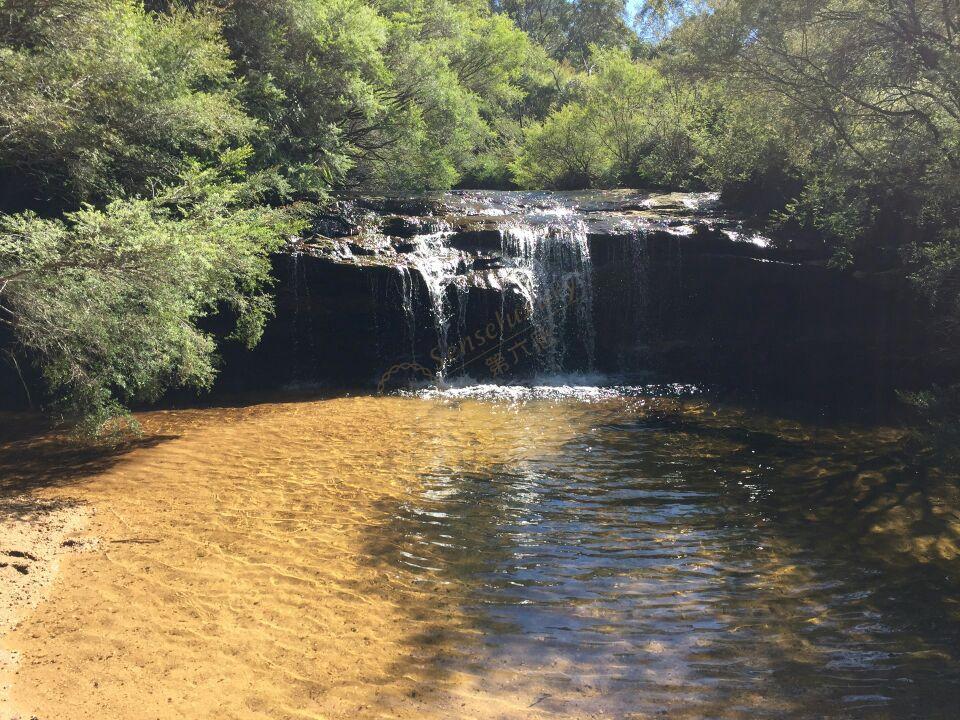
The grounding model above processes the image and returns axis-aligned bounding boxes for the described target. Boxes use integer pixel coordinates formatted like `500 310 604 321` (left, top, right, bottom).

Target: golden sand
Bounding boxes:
2 397 593 720
2 394 958 719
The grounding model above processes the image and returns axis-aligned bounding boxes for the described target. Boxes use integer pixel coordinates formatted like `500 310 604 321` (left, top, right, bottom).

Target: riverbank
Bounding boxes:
0 400 551 720
0 419 99 719
0 494 93 719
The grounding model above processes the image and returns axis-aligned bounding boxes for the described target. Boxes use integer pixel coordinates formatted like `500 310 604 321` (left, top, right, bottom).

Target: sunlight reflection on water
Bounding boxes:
379 384 960 717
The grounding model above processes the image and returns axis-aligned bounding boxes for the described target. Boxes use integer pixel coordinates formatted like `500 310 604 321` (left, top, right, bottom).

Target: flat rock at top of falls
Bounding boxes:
294 189 809 278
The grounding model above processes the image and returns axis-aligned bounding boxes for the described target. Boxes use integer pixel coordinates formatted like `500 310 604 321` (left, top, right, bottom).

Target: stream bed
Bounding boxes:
3 384 959 719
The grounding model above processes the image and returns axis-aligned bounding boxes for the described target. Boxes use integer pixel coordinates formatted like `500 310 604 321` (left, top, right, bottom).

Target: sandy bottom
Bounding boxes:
0 398 596 720
1 394 958 720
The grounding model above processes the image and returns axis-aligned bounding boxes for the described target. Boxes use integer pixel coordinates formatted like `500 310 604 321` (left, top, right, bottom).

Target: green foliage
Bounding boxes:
698 0 960 289
513 47 705 188
0 158 306 434
3 0 960 430
494 0 635 68
688 87 804 213
899 385 960 462
0 0 256 205
513 103 612 187
0 0 549 201
221 0 388 194
509 0 960 425
0 0 553 431
675 0 960 418
221 0 544 193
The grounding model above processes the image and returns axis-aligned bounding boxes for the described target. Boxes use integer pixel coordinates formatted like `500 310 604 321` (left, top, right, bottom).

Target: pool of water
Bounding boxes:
378 384 960 717
4 384 959 719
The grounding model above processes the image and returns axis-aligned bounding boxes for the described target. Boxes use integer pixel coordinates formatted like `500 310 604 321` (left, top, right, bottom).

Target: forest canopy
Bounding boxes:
1 0 959 430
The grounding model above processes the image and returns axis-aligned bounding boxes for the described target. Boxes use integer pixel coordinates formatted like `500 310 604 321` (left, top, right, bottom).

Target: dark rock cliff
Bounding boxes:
0 189 933 411
211 190 932 408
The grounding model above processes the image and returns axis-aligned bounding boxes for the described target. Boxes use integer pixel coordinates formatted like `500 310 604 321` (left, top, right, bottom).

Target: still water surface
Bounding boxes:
6 383 960 719
381 384 960 717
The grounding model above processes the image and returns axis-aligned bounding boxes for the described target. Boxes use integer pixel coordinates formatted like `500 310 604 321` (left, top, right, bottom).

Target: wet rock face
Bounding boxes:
589 230 930 402
215 190 933 403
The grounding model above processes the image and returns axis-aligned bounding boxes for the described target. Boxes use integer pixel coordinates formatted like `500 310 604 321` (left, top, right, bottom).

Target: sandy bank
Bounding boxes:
0 493 94 719
1 400 575 720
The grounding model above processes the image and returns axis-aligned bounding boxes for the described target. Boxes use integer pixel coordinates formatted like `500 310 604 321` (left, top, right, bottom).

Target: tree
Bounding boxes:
673 0 960 256
221 0 543 192
220 0 388 194
492 0 634 68
512 103 612 187
512 46 706 188
0 0 256 208
0 155 305 433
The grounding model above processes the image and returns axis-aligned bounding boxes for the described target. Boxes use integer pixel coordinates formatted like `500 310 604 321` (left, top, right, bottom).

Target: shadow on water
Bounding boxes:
360 398 960 718
0 413 178 517
627 410 960 566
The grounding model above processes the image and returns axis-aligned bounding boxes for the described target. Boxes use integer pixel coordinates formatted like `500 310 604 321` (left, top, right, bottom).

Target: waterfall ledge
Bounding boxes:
215 190 933 406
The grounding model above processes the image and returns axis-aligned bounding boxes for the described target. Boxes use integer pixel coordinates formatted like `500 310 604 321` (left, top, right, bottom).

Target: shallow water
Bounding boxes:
382 385 960 718
5 385 960 719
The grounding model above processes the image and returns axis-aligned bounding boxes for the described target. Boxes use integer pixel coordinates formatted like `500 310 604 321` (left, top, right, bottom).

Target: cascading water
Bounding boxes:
397 266 418 361
407 233 457 377
391 231 469 378
381 200 600 382
499 218 596 373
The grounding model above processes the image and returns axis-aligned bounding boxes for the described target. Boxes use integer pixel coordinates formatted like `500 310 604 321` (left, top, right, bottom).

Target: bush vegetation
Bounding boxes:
1 0 958 430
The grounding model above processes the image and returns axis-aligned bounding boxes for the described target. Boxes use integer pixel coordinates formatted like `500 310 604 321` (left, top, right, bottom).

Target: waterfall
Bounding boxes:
499 218 596 373
407 233 456 377
397 266 418 362
383 211 599 380
268 188 883 394
393 232 467 378
287 248 314 384
449 274 470 376
370 194 608 383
